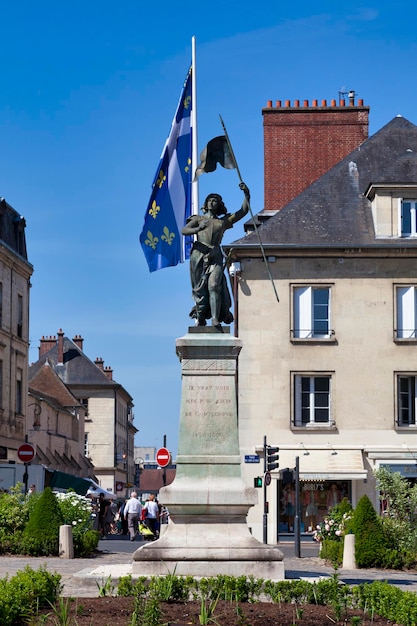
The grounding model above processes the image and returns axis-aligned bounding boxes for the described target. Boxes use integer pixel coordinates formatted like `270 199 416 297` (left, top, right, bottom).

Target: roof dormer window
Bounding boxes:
400 200 417 237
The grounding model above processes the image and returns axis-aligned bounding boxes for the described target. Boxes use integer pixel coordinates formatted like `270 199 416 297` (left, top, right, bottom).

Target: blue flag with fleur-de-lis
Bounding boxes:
140 67 193 272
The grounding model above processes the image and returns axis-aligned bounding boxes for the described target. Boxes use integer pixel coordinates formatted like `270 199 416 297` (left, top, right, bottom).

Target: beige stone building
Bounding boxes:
28 330 136 496
0 197 33 462
28 361 95 484
227 102 417 543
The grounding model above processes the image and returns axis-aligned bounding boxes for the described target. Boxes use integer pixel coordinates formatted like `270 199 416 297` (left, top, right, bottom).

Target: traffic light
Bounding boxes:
267 446 279 470
254 476 263 488
281 468 294 485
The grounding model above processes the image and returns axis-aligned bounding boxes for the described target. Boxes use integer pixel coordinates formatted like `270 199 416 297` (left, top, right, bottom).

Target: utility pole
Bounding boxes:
163 434 167 486
294 456 301 557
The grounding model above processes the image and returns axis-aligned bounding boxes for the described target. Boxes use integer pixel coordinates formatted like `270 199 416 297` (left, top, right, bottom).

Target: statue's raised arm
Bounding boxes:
182 183 250 329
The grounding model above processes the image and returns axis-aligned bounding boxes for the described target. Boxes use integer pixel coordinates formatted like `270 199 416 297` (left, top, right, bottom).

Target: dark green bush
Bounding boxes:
352 495 387 568
320 538 344 567
0 565 61 626
23 487 63 556
74 529 100 557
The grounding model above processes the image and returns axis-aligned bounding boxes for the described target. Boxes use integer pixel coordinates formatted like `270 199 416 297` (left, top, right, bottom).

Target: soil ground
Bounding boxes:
37 596 395 625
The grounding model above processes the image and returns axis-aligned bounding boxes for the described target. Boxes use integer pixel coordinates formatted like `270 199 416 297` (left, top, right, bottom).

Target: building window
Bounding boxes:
400 200 417 237
292 286 331 339
396 286 417 339
0 282 3 328
16 368 23 415
294 375 332 426
17 294 23 338
397 375 417 426
84 433 89 456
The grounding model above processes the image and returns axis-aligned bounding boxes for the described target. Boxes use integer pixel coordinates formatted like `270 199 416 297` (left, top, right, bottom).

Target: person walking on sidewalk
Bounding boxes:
124 492 142 541
143 494 160 539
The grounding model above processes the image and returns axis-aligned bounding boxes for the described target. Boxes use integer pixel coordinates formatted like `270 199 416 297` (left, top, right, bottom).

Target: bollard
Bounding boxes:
59 524 74 559
342 533 356 569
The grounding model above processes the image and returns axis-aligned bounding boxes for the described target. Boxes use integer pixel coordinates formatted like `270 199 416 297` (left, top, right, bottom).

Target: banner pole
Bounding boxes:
219 114 279 303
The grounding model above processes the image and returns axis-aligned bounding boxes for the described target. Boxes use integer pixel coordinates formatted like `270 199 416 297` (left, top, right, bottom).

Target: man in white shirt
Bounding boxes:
123 491 142 541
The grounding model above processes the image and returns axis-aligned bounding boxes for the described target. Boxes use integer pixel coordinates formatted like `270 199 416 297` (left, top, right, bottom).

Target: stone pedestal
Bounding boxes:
342 534 357 569
59 524 74 559
133 329 284 580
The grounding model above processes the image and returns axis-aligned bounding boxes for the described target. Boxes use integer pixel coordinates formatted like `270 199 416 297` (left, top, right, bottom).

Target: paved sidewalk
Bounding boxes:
1 543 417 597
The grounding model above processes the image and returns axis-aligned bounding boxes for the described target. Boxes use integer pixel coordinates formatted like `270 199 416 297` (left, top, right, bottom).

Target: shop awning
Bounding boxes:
272 449 367 481
47 470 92 495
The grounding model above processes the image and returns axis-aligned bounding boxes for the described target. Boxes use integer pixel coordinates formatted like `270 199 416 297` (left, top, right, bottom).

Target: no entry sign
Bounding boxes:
17 443 35 463
156 447 171 468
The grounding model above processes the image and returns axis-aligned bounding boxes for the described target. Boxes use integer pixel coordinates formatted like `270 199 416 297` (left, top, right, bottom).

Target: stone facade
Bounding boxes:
0 198 33 461
29 332 136 495
227 108 417 543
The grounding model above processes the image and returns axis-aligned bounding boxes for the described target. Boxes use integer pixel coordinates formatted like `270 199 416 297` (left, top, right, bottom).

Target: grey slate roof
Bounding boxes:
229 116 417 250
28 336 118 388
0 197 30 261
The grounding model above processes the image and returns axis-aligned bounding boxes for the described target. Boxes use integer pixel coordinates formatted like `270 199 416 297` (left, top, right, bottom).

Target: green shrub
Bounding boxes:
74 528 100 556
352 495 387 568
0 484 31 538
23 487 63 556
320 538 344 567
0 565 61 626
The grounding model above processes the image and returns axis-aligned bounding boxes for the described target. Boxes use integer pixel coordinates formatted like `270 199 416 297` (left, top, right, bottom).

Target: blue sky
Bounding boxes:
1 1 416 457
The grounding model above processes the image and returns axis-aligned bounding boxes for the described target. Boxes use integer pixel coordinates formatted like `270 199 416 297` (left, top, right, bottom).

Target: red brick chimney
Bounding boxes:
39 335 57 357
57 329 64 365
72 334 84 351
104 366 113 380
263 94 370 212
95 357 104 371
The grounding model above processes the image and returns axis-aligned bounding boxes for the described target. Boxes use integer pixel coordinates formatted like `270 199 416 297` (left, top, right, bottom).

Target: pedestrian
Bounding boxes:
106 498 118 534
119 497 129 535
124 491 142 541
143 494 160 539
98 493 110 539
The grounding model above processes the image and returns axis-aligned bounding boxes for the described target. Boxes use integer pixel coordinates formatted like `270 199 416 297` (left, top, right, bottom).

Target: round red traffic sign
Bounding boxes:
17 443 35 463
156 447 171 468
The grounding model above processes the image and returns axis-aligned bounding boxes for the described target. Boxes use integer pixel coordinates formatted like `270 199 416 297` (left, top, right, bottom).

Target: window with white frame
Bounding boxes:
396 286 417 339
293 286 331 338
397 375 417 426
400 200 417 237
294 375 332 426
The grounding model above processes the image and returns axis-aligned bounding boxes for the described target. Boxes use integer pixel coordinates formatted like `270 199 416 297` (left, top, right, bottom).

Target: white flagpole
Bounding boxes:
191 36 199 216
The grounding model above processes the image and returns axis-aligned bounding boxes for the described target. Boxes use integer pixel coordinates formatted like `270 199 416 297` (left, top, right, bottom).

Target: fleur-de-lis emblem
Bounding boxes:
156 169 166 188
185 157 191 173
161 226 175 245
183 95 191 110
149 200 160 219
144 231 159 250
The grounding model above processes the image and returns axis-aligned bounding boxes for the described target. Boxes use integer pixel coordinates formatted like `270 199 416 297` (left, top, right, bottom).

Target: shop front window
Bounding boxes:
278 480 350 534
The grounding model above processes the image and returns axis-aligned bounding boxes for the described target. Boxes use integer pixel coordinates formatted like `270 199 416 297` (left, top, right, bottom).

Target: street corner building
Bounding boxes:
224 95 417 542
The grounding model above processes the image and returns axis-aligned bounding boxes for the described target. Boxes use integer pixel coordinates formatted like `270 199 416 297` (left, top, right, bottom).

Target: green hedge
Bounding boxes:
0 565 61 626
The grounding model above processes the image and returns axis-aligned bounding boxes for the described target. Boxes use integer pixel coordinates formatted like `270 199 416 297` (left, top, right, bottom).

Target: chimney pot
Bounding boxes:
294 99 299 107
303 100 309 107
331 99 336 107
312 99 318 107
266 100 272 108
321 99 327 107
72 335 84 350
285 99 291 108
275 100 281 108
339 99 345 106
